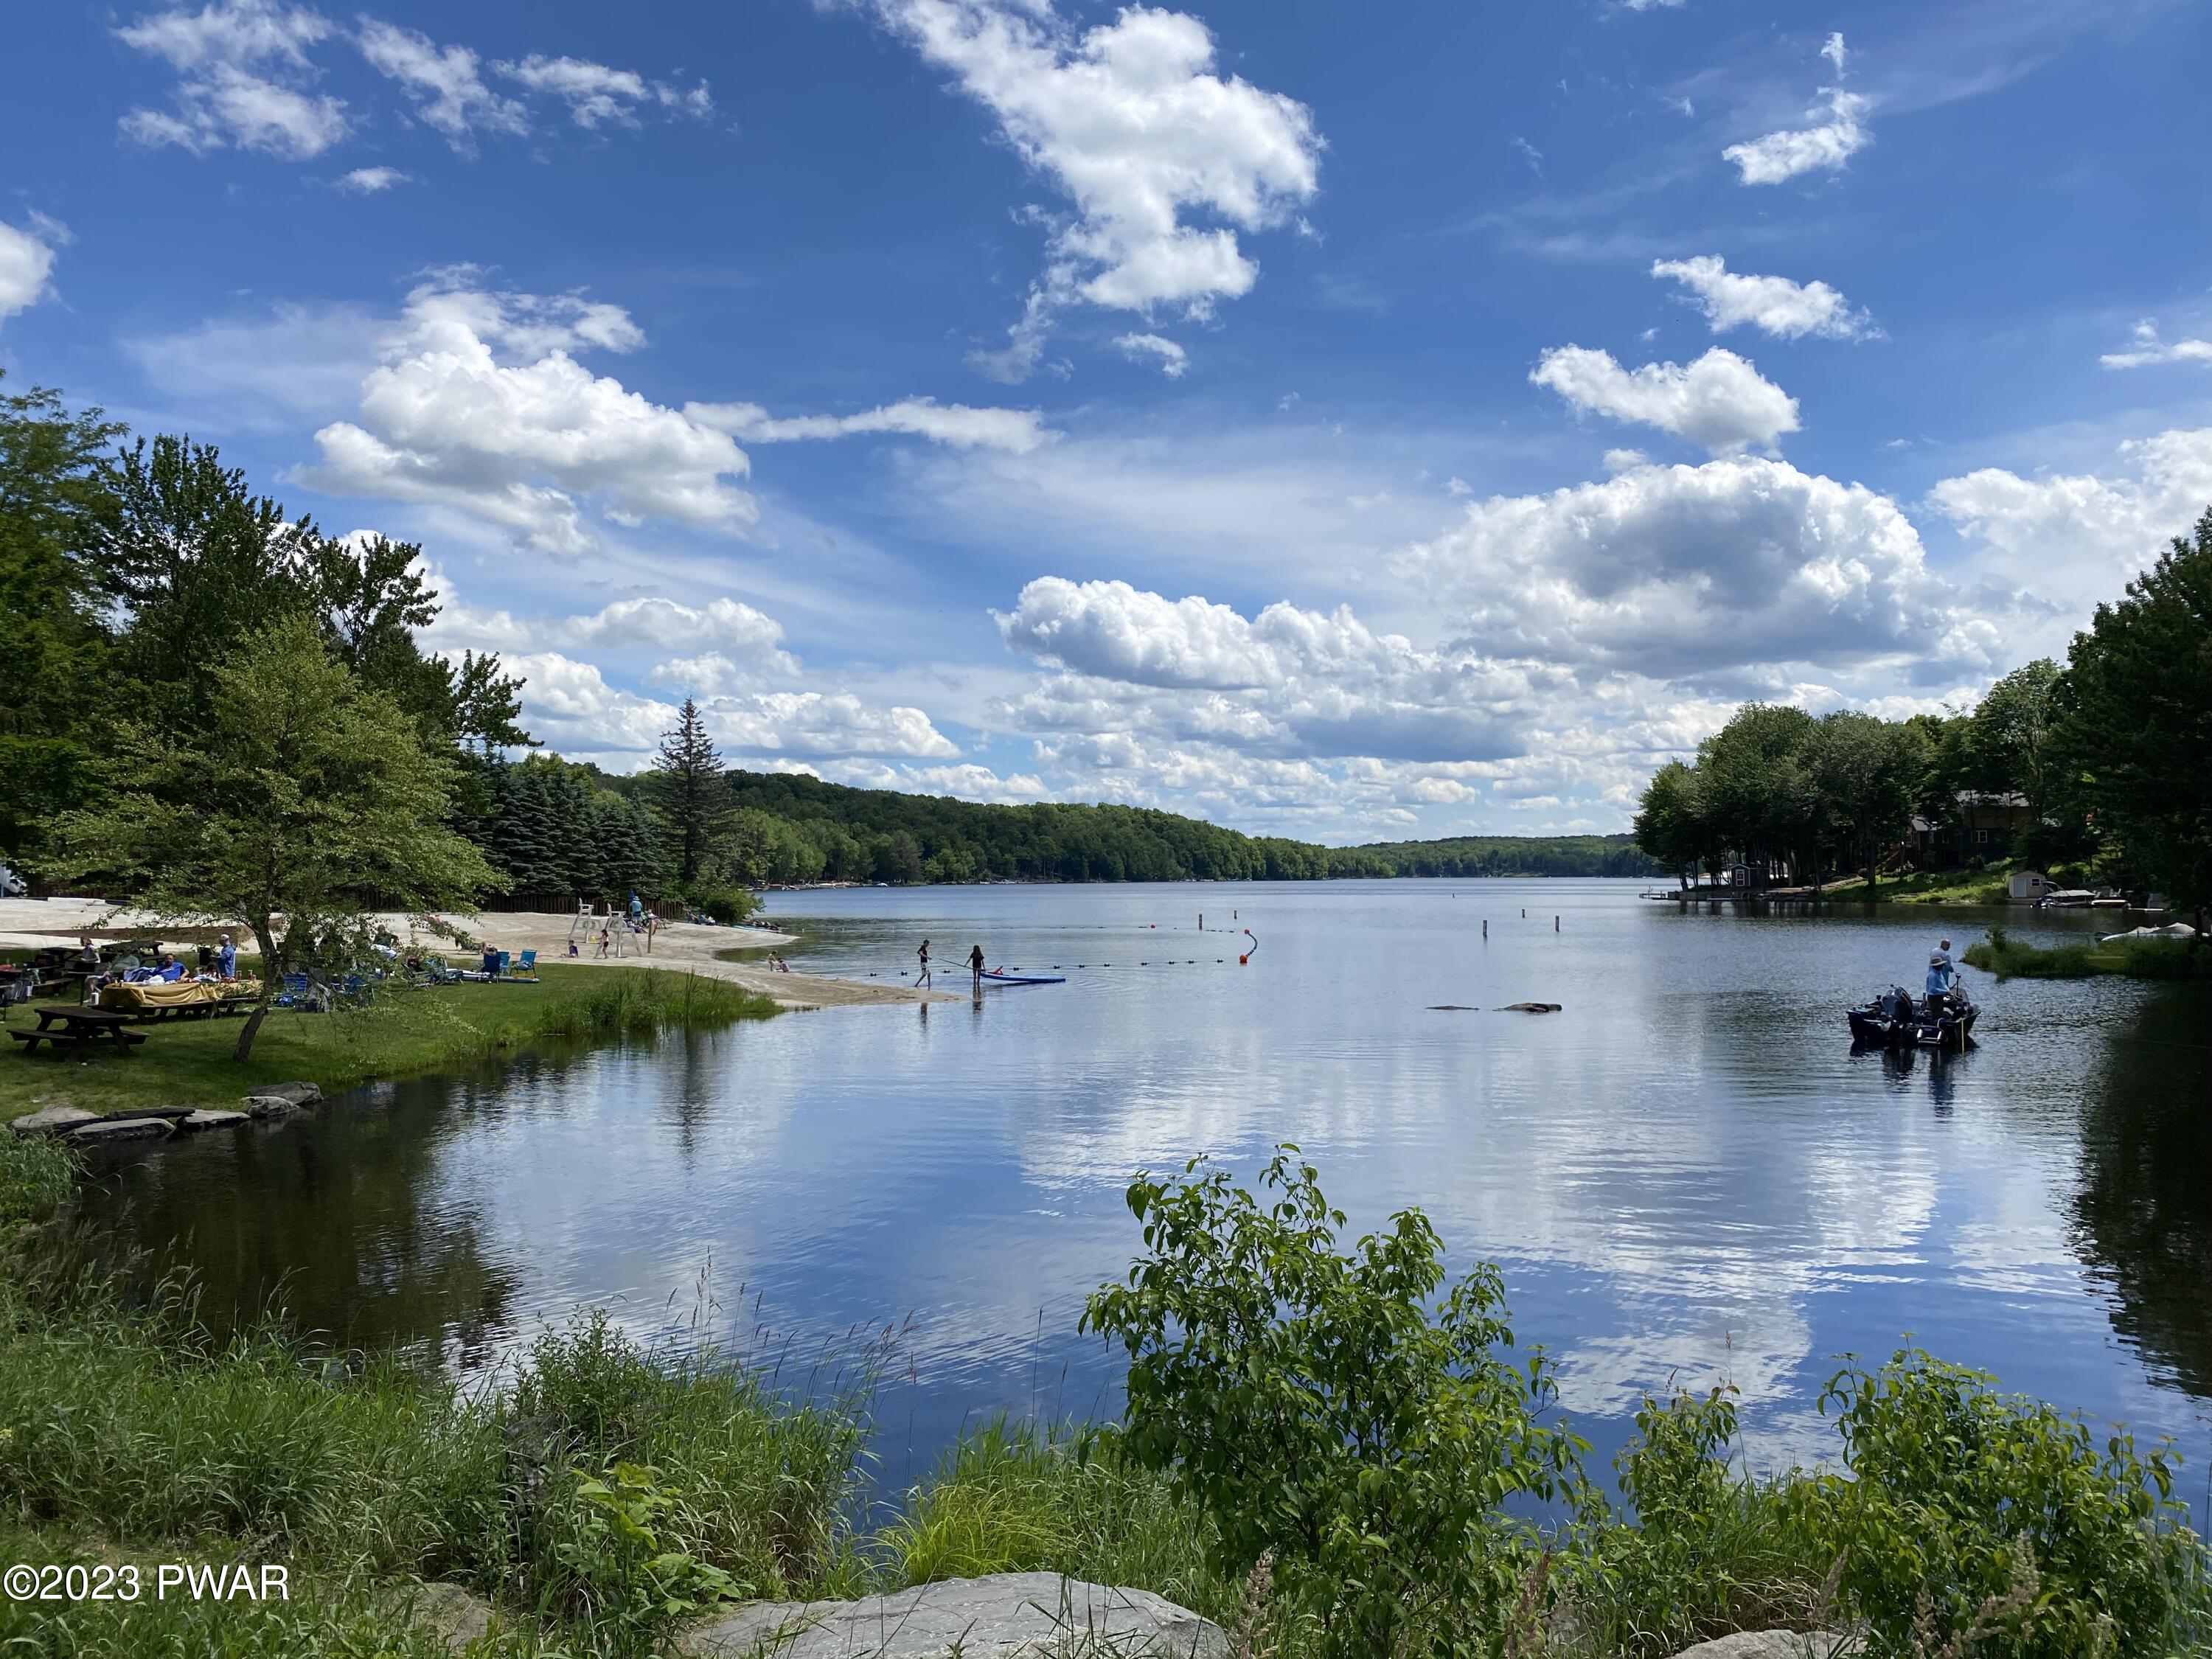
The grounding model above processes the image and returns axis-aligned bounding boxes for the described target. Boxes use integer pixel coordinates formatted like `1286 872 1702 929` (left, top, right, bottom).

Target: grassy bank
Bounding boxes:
0 962 776 1123
1964 927 2208 981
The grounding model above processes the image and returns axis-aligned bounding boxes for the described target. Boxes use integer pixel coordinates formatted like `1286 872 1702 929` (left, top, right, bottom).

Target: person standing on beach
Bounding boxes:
916 939 931 987
969 943 985 984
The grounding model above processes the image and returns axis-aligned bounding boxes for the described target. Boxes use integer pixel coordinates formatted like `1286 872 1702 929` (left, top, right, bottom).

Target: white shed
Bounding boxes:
2008 870 2051 902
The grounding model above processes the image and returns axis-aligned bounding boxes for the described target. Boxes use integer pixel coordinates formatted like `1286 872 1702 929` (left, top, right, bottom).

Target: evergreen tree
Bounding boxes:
651 698 725 888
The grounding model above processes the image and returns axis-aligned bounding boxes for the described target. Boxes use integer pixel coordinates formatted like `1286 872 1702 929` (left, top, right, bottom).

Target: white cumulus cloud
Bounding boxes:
2100 320 2212 371
686 396 1054 452
116 0 349 158
1651 255 1874 341
1113 333 1190 378
1929 427 2212 630
1398 457 1992 683
0 215 65 325
871 0 1321 380
303 275 754 554
996 577 1544 763
1531 345 1800 453
1723 40 1868 186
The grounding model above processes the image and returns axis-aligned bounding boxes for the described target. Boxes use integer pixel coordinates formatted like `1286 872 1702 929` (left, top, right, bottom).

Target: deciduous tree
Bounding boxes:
52 617 498 1060
2056 509 2212 920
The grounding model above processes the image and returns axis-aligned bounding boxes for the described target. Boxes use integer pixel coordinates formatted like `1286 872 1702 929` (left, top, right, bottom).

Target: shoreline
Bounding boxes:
0 897 956 1012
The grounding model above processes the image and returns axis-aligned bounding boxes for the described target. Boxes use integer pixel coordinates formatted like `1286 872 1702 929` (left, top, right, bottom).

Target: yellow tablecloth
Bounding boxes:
97 977 260 1011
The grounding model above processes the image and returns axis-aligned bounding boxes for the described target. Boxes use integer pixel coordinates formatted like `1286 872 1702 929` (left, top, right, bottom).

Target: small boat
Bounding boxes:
976 969 1066 986
1847 986 1978 1049
2037 889 2097 908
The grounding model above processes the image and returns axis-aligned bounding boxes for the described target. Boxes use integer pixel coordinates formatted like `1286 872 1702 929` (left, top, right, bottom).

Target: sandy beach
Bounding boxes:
0 897 953 1011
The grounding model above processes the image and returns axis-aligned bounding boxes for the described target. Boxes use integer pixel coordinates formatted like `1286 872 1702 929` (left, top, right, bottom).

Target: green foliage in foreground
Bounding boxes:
1963 926 2208 981
1084 1148 1585 1658
3 1149 2208 1658
1082 1151 2212 1658
0 962 775 1123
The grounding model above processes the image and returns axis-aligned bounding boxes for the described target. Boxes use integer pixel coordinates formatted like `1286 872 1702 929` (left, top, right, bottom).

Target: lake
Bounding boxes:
69 880 2212 1494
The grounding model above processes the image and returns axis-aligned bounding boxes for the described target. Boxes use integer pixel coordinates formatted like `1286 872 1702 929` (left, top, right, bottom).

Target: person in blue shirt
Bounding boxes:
217 933 237 979
1925 951 1958 1000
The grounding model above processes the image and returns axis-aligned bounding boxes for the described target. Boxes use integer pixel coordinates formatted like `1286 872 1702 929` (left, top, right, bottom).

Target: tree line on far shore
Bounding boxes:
608 748 1660 908
1632 509 2212 917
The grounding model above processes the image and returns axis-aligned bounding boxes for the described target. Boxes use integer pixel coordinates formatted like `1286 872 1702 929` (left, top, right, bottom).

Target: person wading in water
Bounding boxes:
915 939 931 987
969 943 986 985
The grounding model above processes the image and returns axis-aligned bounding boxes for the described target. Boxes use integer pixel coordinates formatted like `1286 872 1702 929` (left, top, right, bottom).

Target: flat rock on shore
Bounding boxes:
10 1105 98 1136
1667 1634 1851 1658
681 1573 1228 1658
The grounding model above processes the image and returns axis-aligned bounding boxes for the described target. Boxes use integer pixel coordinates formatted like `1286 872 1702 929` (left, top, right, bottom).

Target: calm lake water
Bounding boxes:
69 880 2212 1491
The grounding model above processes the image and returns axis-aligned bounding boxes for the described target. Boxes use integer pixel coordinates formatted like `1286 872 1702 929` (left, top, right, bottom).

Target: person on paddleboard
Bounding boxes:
969 944 985 983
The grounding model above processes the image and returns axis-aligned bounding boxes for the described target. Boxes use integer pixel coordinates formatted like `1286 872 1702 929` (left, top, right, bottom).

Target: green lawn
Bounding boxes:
0 963 776 1123
1820 868 2015 905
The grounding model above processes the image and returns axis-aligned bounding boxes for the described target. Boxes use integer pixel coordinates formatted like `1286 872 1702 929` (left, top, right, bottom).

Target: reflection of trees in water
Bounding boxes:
69 1062 525 1367
2072 987 2212 1400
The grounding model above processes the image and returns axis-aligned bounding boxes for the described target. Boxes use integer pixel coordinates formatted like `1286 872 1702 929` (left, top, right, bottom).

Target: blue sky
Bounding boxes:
4 0 2210 841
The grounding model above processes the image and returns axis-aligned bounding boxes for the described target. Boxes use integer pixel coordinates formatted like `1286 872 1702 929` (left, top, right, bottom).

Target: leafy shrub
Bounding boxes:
1570 1386 1839 1656
1082 1147 1585 1658
1815 1348 2208 1658
543 1460 745 1655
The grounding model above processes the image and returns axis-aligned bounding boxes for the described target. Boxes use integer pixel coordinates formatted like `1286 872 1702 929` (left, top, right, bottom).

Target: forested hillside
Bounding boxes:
583 764 1660 891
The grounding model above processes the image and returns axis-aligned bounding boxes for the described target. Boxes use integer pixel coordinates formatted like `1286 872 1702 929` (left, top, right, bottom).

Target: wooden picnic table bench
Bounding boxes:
10 1006 149 1057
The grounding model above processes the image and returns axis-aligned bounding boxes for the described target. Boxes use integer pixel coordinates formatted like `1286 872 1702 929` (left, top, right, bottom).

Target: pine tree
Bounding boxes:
651 698 725 888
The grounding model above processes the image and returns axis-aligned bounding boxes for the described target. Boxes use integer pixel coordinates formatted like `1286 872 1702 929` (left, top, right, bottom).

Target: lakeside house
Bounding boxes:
1910 790 2037 869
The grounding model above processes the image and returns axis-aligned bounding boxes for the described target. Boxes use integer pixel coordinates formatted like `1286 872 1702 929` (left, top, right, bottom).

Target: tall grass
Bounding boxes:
0 1130 75 1235
881 1420 1234 1631
0 1277 504 1578
1964 925 2207 981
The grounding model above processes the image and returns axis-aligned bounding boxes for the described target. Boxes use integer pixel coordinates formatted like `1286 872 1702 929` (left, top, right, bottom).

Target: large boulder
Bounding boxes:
251 1081 322 1106
681 1573 1228 1658
10 1105 97 1137
1667 1635 1852 1658
101 1103 192 1121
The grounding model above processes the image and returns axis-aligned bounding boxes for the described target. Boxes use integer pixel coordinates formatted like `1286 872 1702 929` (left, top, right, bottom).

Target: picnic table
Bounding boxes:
10 1006 148 1057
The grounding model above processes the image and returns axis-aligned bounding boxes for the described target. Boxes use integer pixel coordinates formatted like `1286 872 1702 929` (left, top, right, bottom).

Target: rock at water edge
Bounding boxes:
180 1109 249 1132
1667 1633 1853 1659
11 1105 98 1137
100 1103 193 1121
681 1572 1229 1658
243 1095 299 1120
254 1081 322 1106
71 1118 173 1144
403 1582 497 1653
